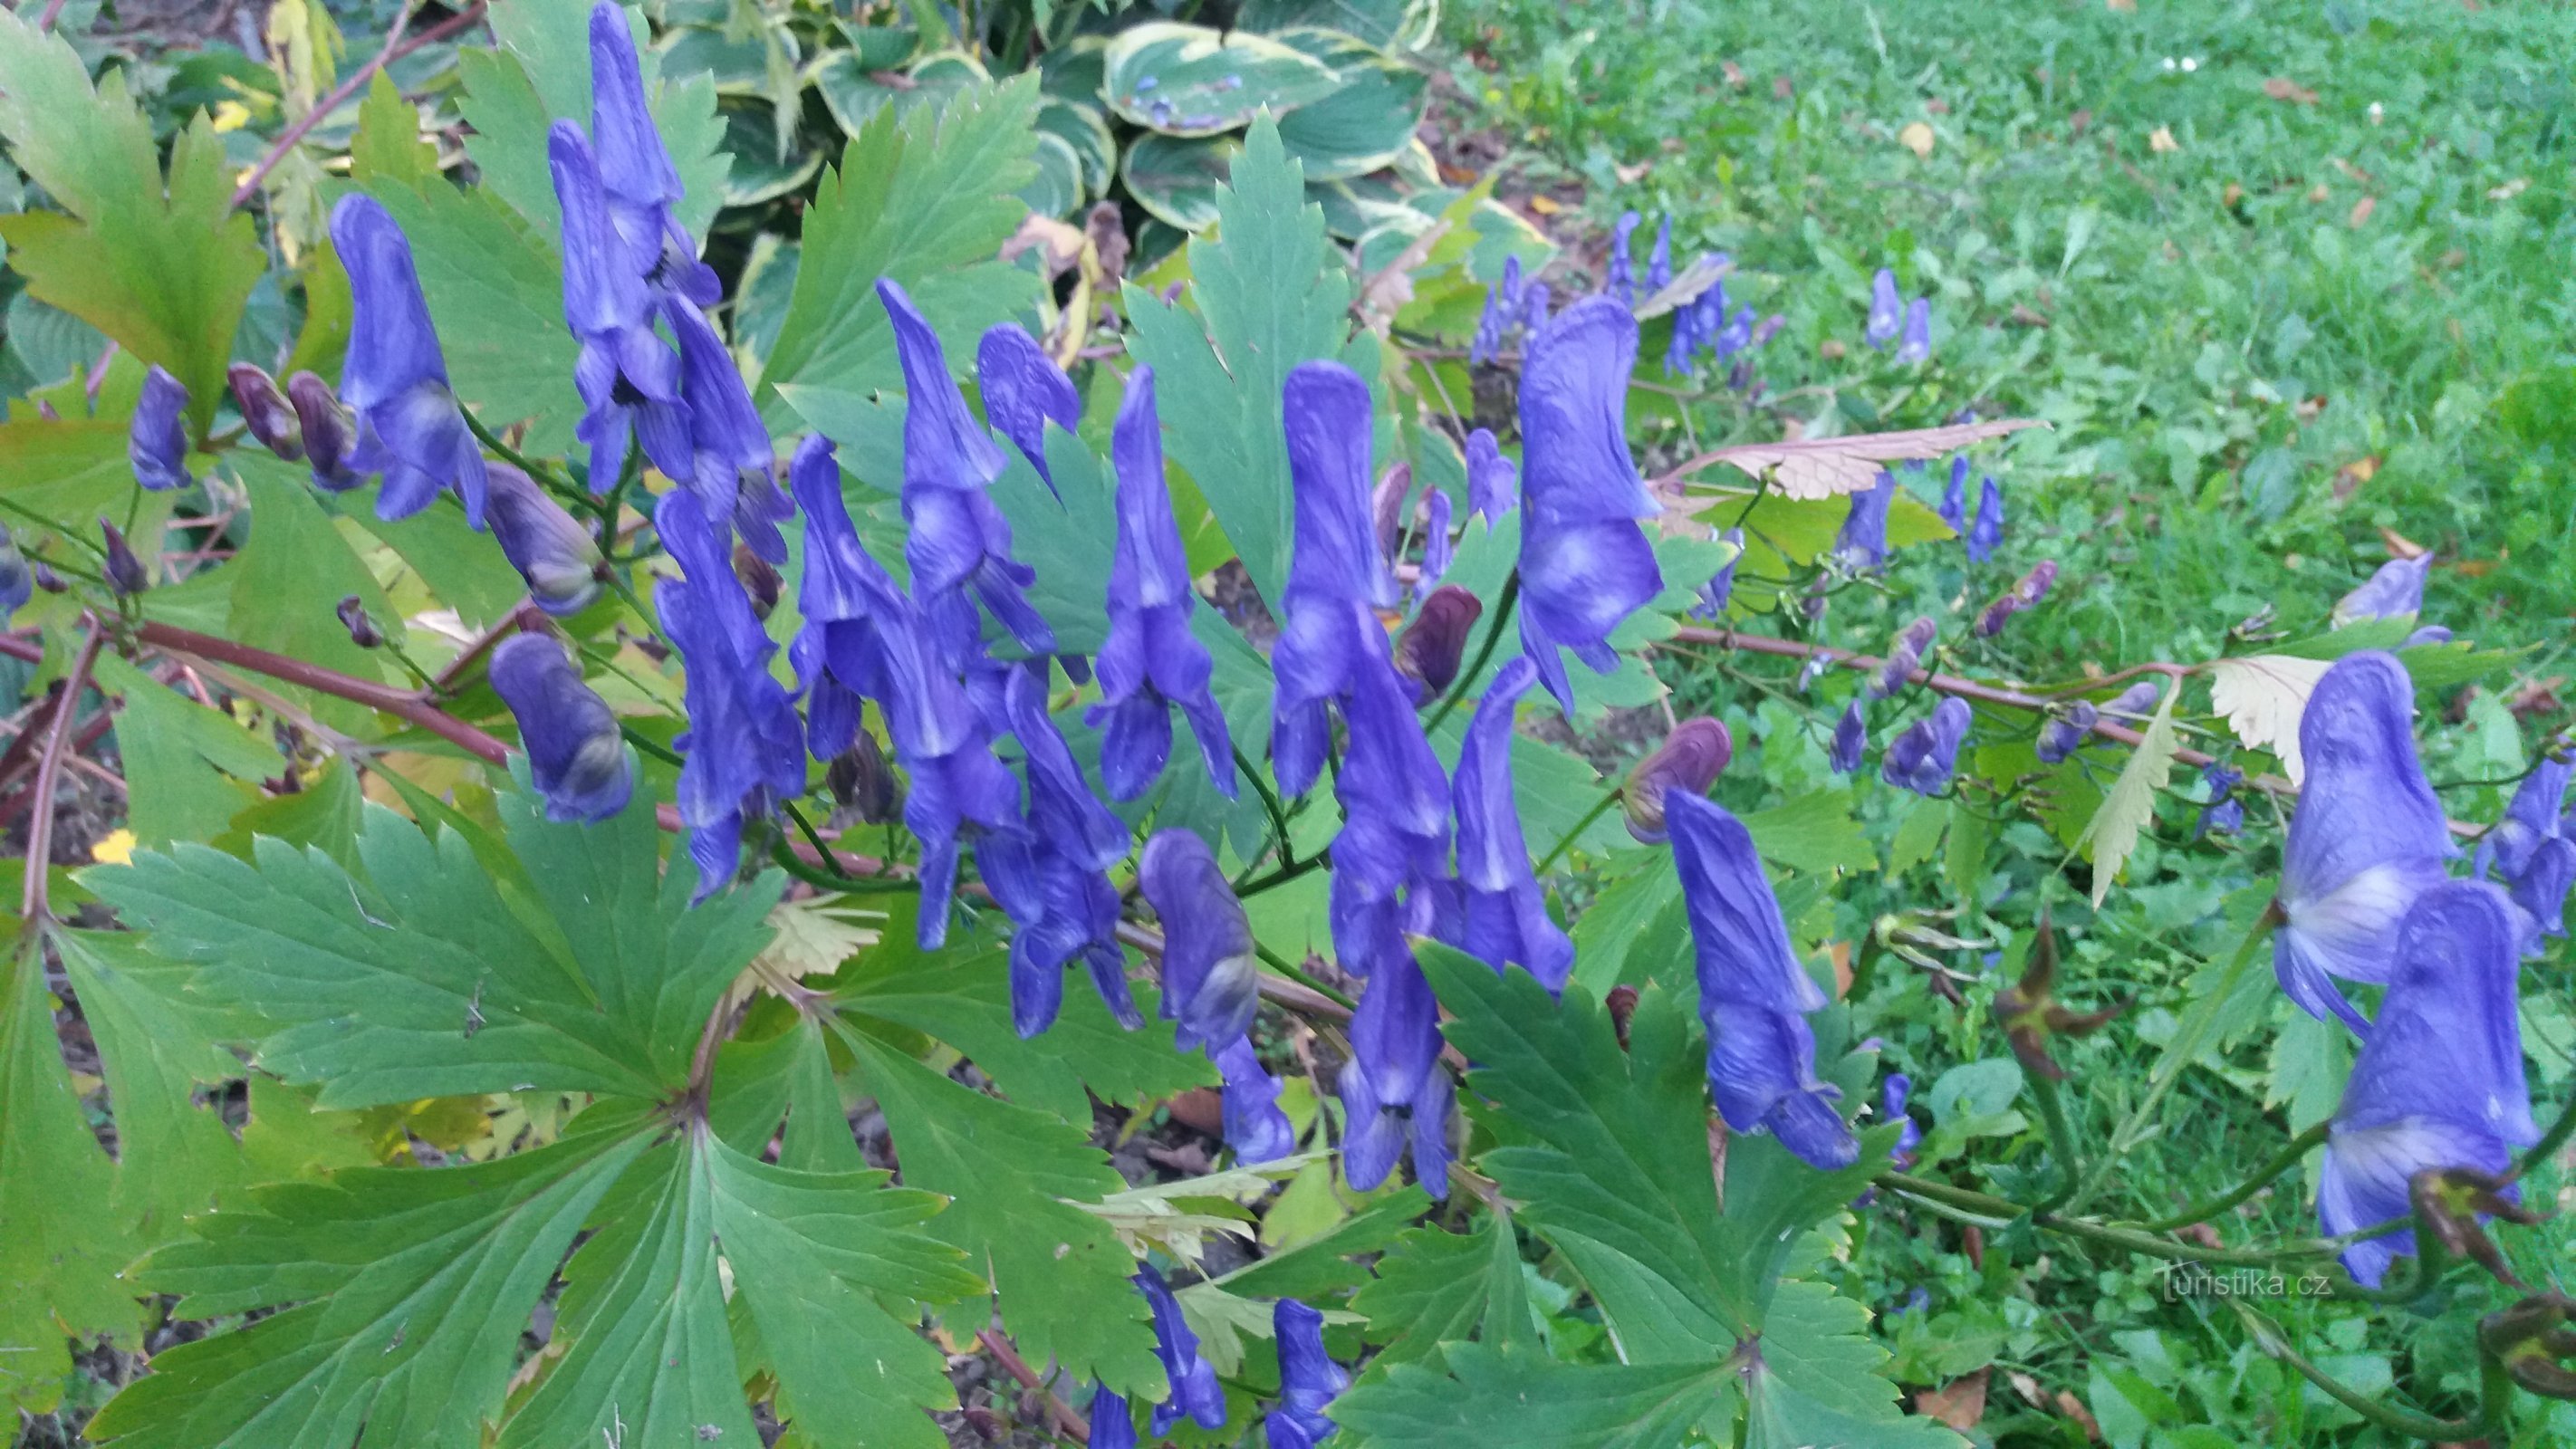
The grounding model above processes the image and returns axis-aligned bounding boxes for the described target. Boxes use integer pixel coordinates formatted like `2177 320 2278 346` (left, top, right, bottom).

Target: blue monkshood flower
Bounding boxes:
1883 697 1973 796
287 371 361 492
1607 211 1641 305
1883 1075 1923 1167
980 666 1139 1038
665 297 792 562
2198 762 2245 837
2101 678 2162 720
1870 617 1937 699
229 364 303 461
1394 585 1482 703
1645 216 1674 295
2334 552 2435 628
485 464 604 616
1668 790 1859 1170
0 523 28 619
1718 304 1758 357
1136 1265 1228 1435
1517 295 1665 714
1624 715 1733 845
1831 701 1869 775
976 323 1080 495
655 490 807 899
1266 1298 1349 1449
130 365 192 492
1937 457 1969 536
1087 1386 1136 1449
1522 280 1552 332
2319 880 2537 1286
2406 625 2453 648
1454 657 1575 993
1975 560 2057 637
330 194 490 525
865 586 1025 949
1866 268 1903 348
1092 365 1236 801
548 121 693 491
1465 427 1517 522
1897 297 1932 363
1692 527 1745 621
2274 650 2455 1034
98 519 148 596
1833 470 1898 570
1339 951 1454 1196
785 435 906 760
1471 255 1523 366
2037 703 2098 765
1274 360 1399 795
1139 829 1261 1052
879 279 1056 667
1212 1034 1296 1164
487 633 634 823
1329 609 1456 982
586 1 718 305
1415 486 1455 605
2476 756 2575 941
1966 476 2004 562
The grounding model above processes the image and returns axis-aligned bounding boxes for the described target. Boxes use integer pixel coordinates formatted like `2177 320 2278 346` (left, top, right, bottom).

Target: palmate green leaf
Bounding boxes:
86 783 782 1108
1350 1208 1533 1366
1338 1346 1724 1449
1745 1279 1962 1449
0 12 263 426
90 651 279 852
1123 116 1370 607
226 456 406 733
764 76 1044 444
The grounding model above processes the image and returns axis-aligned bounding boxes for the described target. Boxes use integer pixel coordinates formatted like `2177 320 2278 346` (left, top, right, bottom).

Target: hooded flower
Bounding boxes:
1338 952 1453 1197
288 371 361 492
229 364 303 461
785 434 907 760
0 523 28 620
1265 1298 1349 1449
2198 762 2245 837
1329 612 1456 982
2319 880 2537 1286
1976 560 2057 637
654 489 807 899
2037 703 2097 765
2103 679 2162 720
1624 715 1733 845
130 365 192 492
488 633 634 822
1273 360 1399 795
99 519 148 596
1091 365 1235 801
1866 268 1903 348
1645 216 1674 295
2275 651 2454 1033
2334 553 2434 628
1139 829 1261 1053
1137 1265 1228 1435
1870 616 1937 699
1213 1033 1296 1164
1470 256 1523 366
1966 476 2004 562
1453 658 1574 992
1897 297 1933 364
549 121 693 491
1668 791 1858 1170
485 465 605 616
1831 701 1868 774
665 297 792 562
1883 1074 1923 1167
880 279 1055 667
1517 295 1664 714
330 195 490 525
1393 586 1482 702
1833 471 1898 569
1937 458 1969 536
1087 1386 1136 1449
586 1 719 304
976 323 1081 494
866 582 1025 950
1693 527 1745 619
1883 697 1972 796
2476 757 2574 941
1464 427 1517 522
1607 211 1642 305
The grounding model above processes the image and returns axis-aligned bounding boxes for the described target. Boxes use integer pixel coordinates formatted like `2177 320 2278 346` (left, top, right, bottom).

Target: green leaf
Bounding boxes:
1123 115 1359 607
764 77 1044 444
86 784 782 1107
90 651 278 851
1271 30 1429 181
1337 1345 1725 1449
2078 682 2183 906
347 71 436 187
1745 1279 1963 1449
1350 1209 1532 1365
1886 793 1947 878
1215 1183 1432 1300
226 456 403 732
1740 788 1873 876
1102 23 1342 136
1121 131 1240 231
0 12 264 425
1566 858 1683 998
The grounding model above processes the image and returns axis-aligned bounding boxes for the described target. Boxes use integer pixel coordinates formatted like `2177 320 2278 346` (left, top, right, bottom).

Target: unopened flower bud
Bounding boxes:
32 562 63 595
286 370 360 492
733 542 781 619
130 365 192 493
1393 585 1482 703
227 363 304 462
2413 1166 2542 1287
2481 1293 2576 1400
1870 616 1937 698
1992 914 2124 1081
826 731 901 825
98 519 148 596
336 595 383 648
2036 702 2097 764
1977 560 2059 637
1831 701 1868 774
1624 717 1733 843
484 465 603 617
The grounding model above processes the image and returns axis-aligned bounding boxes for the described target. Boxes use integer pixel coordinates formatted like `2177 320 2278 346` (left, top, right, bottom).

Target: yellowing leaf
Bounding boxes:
2078 684 2182 906
1898 121 1936 158
2207 654 2333 783
730 896 885 1007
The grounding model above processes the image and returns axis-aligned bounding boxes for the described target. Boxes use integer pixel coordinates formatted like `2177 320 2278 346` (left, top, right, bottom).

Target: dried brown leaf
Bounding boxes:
2262 76 2321 104
1665 417 2050 500
1915 1368 1990 1430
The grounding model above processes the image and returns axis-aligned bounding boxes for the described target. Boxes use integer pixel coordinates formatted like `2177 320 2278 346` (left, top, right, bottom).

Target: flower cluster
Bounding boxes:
1865 266 1933 363
1936 456 2006 562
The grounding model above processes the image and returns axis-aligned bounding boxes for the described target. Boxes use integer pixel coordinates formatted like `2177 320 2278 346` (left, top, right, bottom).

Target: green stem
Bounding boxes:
2227 1300 2487 1441
460 410 582 501
1424 571 1518 737
1255 942 1354 1011
619 724 685 767
767 840 920 895
2133 1120 2331 1233
2028 1071 2085 1213
1231 744 1296 886
2504 1086 2576 1187
1235 853 1328 899
1534 783 1622 874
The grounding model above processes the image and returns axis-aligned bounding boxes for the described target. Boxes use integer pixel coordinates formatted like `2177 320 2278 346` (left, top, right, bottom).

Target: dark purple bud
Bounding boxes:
488 633 635 823
1212 1033 1294 1165
1393 585 1482 702
1865 268 1902 348
1966 476 2004 562
2102 678 2161 719
2477 757 2573 942
587 0 719 305
485 464 605 617
1137 1265 1227 1434
1882 697 1971 796
2334 552 2433 627
335 595 382 649
1870 615 1937 699
2196 761 2244 838
1464 427 1517 522
228 363 303 462
1692 527 1745 620
32 562 62 595
1896 297 1932 363
286 371 360 492
1831 700 1868 774
0 523 27 619
1833 470 1897 569
825 730 901 825
976 323 1080 494
1751 312 1785 348
732 543 780 619
330 195 490 525
2036 702 2096 764
550 120 693 491
1265 1297 1348 1449
1139 829 1260 1053
1623 715 1733 845
1456 657 1573 991
1976 560 2057 637
98 518 148 595
130 364 192 493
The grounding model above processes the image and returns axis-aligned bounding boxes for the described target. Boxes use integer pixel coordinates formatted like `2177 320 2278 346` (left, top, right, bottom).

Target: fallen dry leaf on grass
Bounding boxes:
2149 126 2179 153
1899 120 1937 158
1915 1368 1989 1429
2349 195 2377 227
2263 76 2321 104
2333 455 2381 499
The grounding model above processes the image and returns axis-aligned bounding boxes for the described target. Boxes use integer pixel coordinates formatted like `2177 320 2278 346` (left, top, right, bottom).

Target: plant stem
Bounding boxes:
2134 1120 2331 1233
1424 571 1518 736
228 3 493 210
136 620 511 764
2504 1085 2576 1188
1535 783 1623 874
1255 942 1354 1011
18 620 102 935
2227 1300 2491 1441
2027 1070 2085 1213
1232 742 1296 882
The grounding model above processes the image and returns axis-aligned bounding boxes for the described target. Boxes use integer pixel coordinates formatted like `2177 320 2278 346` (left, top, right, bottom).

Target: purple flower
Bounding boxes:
879 279 1055 666
1645 216 1673 295
1865 269 1902 348
1516 295 1664 715
549 121 693 492
1453 657 1574 993
0 524 27 619
488 633 634 822
1415 486 1455 602
1607 210 1641 305
98 519 148 596
2197 762 2245 837
1522 280 1552 332
1831 702 1868 775
485 464 604 616
654 490 806 899
1136 1265 1227 1435
976 323 1080 495
1966 476 2004 562
1975 560 2057 637
1139 829 1260 1053
1833 471 1897 569
2274 651 2453 1034
229 365 303 461
1693 527 1745 620
2405 625 2453 648
1265 1298 1348 1449
1937 458 1968 536
1668 791 1857 1170
1882 697 1972 796
1087 1386 1136 1449
1394 584 1482 703
1897 298 1932 364
1464 427 1517 522
1883 1074 1922 1167
2036 703 2097 765
664 298 792 563
288 371 360 492
1328 612 1456 983
1623 715 1733 845
2101 678 2162 720
2334 553 2434 628
2319 881 2536 1286
866 586 1024 950
1274 361 1399 795
1213 1033 1295 1164
1470 256 1523 366
2476 756 2573 941
130 365 192 492
1338 952 1453 1197
785 434 907 760
586 1 719 305
1870 616 1937 699
980 666 1138 1038
1090 366 1235 801
329 194 489 524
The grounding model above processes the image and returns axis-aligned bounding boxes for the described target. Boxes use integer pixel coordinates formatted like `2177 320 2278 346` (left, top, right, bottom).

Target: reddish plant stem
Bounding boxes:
35 0 68 30
20 622 102 929
0 633 42 666
226 2 493 210
135 620 509 763
975 1328 1089 1444
430 600 542 693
